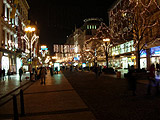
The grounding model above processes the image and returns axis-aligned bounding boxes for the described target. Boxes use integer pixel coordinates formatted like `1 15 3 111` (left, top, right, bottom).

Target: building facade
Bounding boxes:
108 0 160 69
0 0 30 73
53 18 103 67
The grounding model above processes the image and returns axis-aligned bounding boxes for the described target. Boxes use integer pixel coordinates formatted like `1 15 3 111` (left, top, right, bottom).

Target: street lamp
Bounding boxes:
103 38 110 68
21 26 39 80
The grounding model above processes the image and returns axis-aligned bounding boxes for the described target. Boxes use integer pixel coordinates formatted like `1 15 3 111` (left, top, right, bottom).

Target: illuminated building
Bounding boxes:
108 0 160 69
53 18 103 66
0 0 30 73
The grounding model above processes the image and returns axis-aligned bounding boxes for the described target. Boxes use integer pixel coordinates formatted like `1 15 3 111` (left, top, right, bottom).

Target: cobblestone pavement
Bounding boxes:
62 70 160 120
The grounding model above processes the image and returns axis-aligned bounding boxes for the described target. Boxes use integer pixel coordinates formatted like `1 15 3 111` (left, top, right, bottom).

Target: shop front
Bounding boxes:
2 54 9 74
139 46 160 69
150 46 160 64
110 55 135 69
16 57 23 73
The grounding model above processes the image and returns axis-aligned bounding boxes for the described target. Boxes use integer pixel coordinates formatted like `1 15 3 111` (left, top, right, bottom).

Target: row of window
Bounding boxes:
111 40 135 56
87 25 97 30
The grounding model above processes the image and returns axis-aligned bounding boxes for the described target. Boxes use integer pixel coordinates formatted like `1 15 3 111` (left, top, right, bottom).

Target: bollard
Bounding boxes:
13 95 19 120
20 89 25 116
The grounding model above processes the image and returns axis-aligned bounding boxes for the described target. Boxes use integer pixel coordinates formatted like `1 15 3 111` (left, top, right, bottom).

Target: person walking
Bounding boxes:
50 67 53 76
2 68 5 80
147 64 156 95
19 67 23 82
7 69 11 80
127 65 136 96
94 65 98 78
0 67 2 80
40 67 46 84
55 67 58 74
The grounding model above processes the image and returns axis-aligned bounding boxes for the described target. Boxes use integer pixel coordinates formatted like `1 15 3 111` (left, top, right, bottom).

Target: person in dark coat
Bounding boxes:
127 65 136 96
0 67 2 80
50 67 53 76
40 67 46 84
2 69 5 80
19 67 23 82
55 67 58 74
147 64 157 95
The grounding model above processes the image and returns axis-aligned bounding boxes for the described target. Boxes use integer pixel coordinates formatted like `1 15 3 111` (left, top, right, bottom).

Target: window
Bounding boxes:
92 25 94 29
87 25 89 29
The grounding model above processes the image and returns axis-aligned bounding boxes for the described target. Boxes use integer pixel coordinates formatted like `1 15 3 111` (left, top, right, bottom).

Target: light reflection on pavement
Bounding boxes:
53 74 62 85
0 72 30 98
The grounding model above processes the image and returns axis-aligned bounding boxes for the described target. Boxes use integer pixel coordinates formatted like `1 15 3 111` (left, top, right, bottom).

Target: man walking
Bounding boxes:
40 67 46 84
19 67 23 82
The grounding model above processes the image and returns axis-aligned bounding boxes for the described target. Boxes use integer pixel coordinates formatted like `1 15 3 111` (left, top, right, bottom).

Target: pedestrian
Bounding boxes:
55 67 58 74
98 66 102 76
40 67 46 84
19 67 23 82
94 65 98 78
7 69 11 80
0 67 2 80
62 66 65 71
156 63 160 71
50 67 53 76
35 68 38 80
2 68 5 80
127 65 136 96
147 64 156 95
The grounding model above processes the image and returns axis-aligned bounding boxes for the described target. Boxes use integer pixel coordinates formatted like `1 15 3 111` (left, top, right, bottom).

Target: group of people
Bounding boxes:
20 66 47 84
50 67 59 76
126 63 160 96
94 65 102 78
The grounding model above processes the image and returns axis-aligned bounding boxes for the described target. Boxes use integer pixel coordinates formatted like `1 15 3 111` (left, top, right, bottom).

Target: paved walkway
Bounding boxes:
0 71 96 120
0 72 30 98
63 70 160 120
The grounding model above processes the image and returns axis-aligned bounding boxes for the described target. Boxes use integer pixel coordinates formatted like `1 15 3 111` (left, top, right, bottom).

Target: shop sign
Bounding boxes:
140 50 146 57
151 46 160 56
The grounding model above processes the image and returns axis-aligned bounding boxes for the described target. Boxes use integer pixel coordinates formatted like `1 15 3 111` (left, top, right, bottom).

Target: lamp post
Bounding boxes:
103 38 110 69
21 26 39 80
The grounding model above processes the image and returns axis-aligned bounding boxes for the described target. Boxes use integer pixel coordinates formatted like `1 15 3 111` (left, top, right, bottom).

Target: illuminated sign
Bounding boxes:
140 50 146 57
41 46 48 51
151 46 160 56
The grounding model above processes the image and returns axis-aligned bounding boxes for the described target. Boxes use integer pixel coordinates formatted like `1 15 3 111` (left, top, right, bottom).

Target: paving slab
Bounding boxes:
19 111 96 120
0 72 96 120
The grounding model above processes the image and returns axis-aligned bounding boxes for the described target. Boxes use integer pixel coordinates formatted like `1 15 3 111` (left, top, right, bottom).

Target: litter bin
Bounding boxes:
117 71 121 78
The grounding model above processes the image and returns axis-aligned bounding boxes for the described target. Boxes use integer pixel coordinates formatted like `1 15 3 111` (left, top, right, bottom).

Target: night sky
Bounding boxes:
27 0 116 54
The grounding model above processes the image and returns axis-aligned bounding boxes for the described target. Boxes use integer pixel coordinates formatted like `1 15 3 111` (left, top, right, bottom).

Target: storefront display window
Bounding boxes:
2 56 9 73
140 58 147 69
16 58 22 73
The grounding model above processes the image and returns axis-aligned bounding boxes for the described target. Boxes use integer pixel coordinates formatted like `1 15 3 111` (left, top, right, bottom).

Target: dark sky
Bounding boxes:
27 0 116 54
